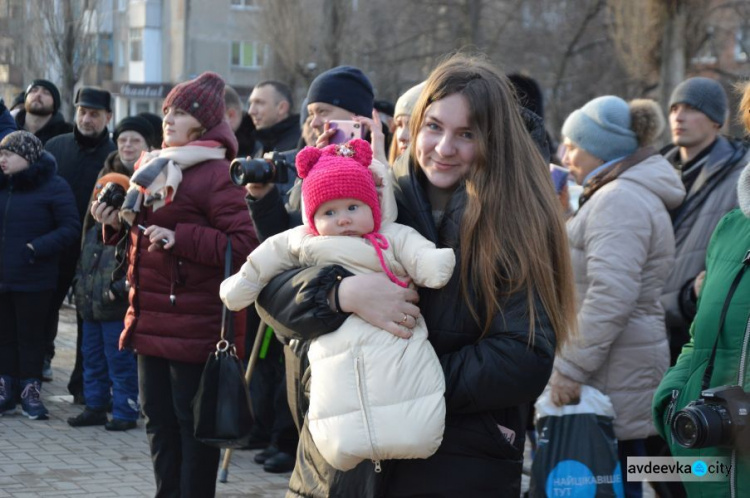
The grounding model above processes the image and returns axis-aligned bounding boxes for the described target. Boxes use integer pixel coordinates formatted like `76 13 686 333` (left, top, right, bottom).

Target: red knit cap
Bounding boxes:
297 139 379 235
162 71 226 130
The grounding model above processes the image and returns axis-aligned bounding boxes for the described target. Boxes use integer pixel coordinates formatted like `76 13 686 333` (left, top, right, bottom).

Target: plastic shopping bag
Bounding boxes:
529 385 624 498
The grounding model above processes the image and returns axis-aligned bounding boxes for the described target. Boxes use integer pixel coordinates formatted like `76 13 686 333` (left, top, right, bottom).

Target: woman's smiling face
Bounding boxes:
415 93 476 191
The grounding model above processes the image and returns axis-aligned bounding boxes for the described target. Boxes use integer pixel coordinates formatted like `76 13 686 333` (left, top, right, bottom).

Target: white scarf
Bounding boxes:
120 143 225 225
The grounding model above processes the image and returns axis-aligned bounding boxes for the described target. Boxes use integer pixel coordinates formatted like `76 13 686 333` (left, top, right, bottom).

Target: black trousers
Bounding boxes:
138 355 220 498
248 327 299 454
0 290 54 379
44 244 80 360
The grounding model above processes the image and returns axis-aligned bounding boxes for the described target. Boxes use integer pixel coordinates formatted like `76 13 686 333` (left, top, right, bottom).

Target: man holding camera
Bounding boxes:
238 67 374 475
44 88 115 400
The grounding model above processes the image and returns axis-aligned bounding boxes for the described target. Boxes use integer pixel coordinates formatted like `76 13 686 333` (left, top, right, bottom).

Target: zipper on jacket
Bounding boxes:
736 314 750 388
731 316 750 498
354 355 381 473
730 450 737 498
1 187 13 284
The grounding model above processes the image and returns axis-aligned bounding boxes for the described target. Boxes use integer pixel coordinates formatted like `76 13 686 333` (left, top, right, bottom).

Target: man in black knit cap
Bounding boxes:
14 79 73 145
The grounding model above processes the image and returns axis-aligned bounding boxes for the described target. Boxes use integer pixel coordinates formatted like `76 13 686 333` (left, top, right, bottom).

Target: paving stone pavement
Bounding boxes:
1 304 657 498
0 304 289 498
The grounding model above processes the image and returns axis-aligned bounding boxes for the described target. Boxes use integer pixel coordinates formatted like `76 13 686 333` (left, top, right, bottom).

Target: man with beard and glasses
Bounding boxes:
14 80 73 145
44 88 116 401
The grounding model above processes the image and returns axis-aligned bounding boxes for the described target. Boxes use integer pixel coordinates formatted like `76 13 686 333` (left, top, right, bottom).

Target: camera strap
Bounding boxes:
702 249 750 391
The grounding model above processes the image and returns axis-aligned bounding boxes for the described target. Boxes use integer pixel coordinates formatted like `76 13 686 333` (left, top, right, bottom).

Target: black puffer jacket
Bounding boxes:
256 156 557 497
0 152 80 292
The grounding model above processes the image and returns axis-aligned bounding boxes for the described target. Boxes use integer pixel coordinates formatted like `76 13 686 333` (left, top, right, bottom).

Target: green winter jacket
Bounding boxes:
653 207 750 498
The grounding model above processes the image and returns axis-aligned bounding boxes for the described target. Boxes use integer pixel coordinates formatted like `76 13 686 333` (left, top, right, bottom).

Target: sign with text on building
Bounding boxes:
109 82 174 98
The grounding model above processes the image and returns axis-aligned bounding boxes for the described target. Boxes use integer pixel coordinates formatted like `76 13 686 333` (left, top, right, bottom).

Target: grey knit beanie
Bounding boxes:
668 77 727 125
0 130 43 164
562 96 638 162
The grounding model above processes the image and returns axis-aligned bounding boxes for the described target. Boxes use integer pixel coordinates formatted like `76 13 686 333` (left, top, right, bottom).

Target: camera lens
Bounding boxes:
672 404 731 448
229 158 274 186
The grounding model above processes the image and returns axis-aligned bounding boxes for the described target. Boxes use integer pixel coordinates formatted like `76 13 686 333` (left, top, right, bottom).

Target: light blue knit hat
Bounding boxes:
562 96 638 162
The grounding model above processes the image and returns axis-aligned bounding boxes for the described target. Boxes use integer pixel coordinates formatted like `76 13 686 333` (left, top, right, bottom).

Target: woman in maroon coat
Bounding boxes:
92 72 257 498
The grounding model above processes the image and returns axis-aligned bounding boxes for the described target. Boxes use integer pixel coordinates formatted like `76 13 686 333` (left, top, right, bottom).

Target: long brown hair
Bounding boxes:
409 53 576 350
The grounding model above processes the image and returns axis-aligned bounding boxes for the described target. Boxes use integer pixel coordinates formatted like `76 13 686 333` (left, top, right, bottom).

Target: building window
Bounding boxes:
98 35 113 64
118 0 126 11
230 41 266 69
130 28 142 62
0 0 8 18
736 25 750 62
230 0 258 9
691 26 717 65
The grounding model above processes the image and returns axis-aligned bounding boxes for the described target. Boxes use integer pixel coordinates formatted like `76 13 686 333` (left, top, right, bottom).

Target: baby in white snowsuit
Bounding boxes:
220 139 454 471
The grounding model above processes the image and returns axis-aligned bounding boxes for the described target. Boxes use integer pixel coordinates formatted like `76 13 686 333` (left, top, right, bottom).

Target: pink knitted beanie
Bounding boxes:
297 139 379 235
162 71 225 131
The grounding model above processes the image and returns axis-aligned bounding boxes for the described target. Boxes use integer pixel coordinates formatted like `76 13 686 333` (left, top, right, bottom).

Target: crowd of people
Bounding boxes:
0 50 748 498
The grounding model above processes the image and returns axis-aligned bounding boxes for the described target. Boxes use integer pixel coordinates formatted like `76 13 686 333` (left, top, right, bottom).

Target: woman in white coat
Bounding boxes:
549 97 686 498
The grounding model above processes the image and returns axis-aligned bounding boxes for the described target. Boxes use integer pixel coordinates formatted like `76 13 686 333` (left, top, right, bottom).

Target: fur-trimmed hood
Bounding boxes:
0 150 57 191
739 161 750 218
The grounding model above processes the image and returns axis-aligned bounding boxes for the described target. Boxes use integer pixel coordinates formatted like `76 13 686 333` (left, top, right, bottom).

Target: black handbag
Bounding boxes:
192 238 254 448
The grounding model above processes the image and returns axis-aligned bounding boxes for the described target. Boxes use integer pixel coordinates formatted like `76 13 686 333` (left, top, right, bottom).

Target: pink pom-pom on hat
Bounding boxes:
297 138 380 235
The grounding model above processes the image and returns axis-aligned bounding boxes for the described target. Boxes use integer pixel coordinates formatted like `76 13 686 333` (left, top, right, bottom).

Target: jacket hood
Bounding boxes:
198 120 238 160
739 161 750 218
618 154 686 210
0 150 57 190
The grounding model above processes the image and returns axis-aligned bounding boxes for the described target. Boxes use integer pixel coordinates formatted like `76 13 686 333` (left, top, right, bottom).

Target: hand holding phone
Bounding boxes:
138 224 170 248
328 120 364 144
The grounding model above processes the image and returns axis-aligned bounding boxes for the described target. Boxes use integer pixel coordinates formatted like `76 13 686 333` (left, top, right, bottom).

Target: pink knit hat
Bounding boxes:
162 71 225 130
297 139 379 235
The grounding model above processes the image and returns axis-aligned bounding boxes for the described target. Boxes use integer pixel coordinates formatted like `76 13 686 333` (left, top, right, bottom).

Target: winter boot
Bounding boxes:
68 407 107 427
0 375 17 415
20 379 49 420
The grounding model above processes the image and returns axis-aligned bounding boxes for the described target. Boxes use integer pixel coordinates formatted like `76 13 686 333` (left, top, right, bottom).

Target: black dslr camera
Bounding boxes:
671 385 750 449
97 182 127 209
229 151 291 186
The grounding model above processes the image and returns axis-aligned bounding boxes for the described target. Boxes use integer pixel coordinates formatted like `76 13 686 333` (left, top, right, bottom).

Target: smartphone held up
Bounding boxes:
328 120 365 145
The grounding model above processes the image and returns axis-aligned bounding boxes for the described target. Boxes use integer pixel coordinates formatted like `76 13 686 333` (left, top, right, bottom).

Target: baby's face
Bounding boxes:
314 198 374 237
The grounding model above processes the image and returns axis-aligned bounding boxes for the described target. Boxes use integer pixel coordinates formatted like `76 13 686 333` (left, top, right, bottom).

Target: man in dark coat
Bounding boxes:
241 79 302 474
659 77 750 362
43 87 116 398
14 79 73 145
248 80 300 155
